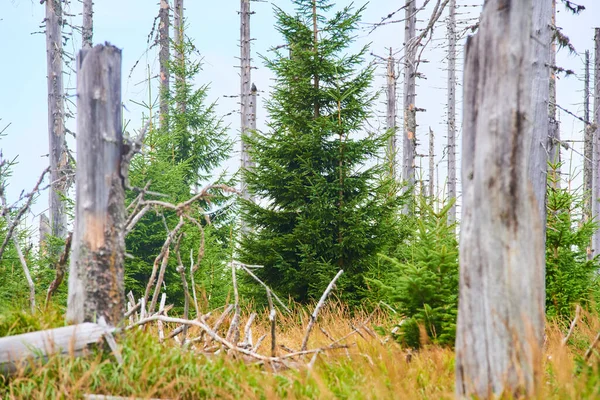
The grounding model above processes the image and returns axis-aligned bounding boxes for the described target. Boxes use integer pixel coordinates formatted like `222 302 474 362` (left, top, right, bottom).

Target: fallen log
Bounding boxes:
0 322 113 375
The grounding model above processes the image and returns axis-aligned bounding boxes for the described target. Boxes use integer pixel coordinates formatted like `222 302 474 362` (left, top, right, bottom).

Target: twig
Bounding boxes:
267 289 277 357
226 261 241 344
0 166 50 262
0 189 36 313
242 313 257 347
562 305 581 346
189 249 200 318
585 331 600 361
301 270 344 351
175 234 190 341
233 261 291 313
157 293 167 342
45 231 73 306
253 334 267 353
143 216 184 311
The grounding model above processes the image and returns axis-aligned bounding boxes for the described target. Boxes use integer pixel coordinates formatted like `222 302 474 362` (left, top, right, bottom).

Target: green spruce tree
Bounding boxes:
125 29 233 309
240 0 401 303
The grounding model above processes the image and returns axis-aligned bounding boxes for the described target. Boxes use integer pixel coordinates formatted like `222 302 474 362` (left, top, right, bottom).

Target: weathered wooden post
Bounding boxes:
67 44 126 326
455 0 550 397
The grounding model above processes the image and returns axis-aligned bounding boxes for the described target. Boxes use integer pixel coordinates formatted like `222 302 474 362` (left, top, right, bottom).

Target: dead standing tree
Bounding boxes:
67 44 126 326
386 51 397 179
159 0 170 129
455 0 550 397
584 50 592 219
82 0 93 49
402 0 417 214
592 29 600 257
45 0 68 243
548 0 560 186
446 0 457 224
240 0 255 203
173 0 185 114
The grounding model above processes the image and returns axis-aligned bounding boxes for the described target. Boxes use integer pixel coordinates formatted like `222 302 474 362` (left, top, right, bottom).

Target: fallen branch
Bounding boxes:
301 270 344 351
562 305 581 346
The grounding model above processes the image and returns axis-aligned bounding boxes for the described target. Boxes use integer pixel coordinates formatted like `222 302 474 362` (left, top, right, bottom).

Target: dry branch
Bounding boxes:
301 270 343 351
45 231 73 306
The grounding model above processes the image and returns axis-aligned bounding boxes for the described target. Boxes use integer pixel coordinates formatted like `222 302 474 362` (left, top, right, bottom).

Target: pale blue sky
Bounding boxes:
1 0 598 228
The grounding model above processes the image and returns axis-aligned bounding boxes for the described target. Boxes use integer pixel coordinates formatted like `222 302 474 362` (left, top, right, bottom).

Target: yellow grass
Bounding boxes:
1 303 600 399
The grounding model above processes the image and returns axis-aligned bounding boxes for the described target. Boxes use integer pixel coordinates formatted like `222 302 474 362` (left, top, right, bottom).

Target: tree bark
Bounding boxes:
402 0 417 214
45 0 68 242
173 0 185 114
67 44 125 326
240 0 253 203
584 50 592 220
428 127 434 199
592 29 600 257
447 0 456 224
386 53 397 179
82 0 93 49
159 0 170 129
455 1 550 397
548 0 560 187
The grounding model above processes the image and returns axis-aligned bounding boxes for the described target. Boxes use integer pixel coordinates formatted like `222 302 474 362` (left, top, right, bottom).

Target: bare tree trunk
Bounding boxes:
240 0 253 202
159 0 170 129
428 127 434 199
386 52 397 179
455 1 550 397
592 29 600 257
548 0 560 187
402 0 417 214
584 50 592 220
82 0 93 49
173 0 185 114
45 0 68 243
67 44 125 326
447 0 457 225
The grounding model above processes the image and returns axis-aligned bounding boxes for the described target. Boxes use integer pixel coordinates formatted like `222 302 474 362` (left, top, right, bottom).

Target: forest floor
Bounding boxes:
0 304 599 399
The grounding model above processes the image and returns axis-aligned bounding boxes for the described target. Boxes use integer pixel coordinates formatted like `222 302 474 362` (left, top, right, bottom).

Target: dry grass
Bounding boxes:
1 303 600 399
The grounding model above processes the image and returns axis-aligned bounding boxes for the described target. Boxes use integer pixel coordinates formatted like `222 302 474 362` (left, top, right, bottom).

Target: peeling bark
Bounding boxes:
67 44 125 326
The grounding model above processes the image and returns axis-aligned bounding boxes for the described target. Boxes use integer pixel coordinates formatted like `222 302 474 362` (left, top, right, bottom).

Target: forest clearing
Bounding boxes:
1 0 600 398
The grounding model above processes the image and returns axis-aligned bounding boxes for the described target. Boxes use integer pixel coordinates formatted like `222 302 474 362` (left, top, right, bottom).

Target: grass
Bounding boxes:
1 303 600 399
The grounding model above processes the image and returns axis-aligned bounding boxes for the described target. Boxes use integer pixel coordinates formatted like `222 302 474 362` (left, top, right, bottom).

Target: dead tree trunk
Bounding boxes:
82 0 93 49
240 0 253 202
447 0 457 224
592 29 600 257
548 0 560 187
67 44 126 326
428 127 434 199
455 1 550 397
159 0 170 129
402 0 417 214
386 52 397 179
173 0 185 114
584 50 592 219
45 0 68 242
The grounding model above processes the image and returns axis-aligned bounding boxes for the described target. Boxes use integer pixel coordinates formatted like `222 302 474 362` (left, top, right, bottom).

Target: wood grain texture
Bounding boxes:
67 44 125 326
455 0 550 397
0 323 110 375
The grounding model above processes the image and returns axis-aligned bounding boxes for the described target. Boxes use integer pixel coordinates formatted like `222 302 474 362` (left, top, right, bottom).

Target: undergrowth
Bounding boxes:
1 303 600 399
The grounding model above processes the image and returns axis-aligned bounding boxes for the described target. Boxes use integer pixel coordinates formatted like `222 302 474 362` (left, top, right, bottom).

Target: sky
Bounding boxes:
0 0 598 234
